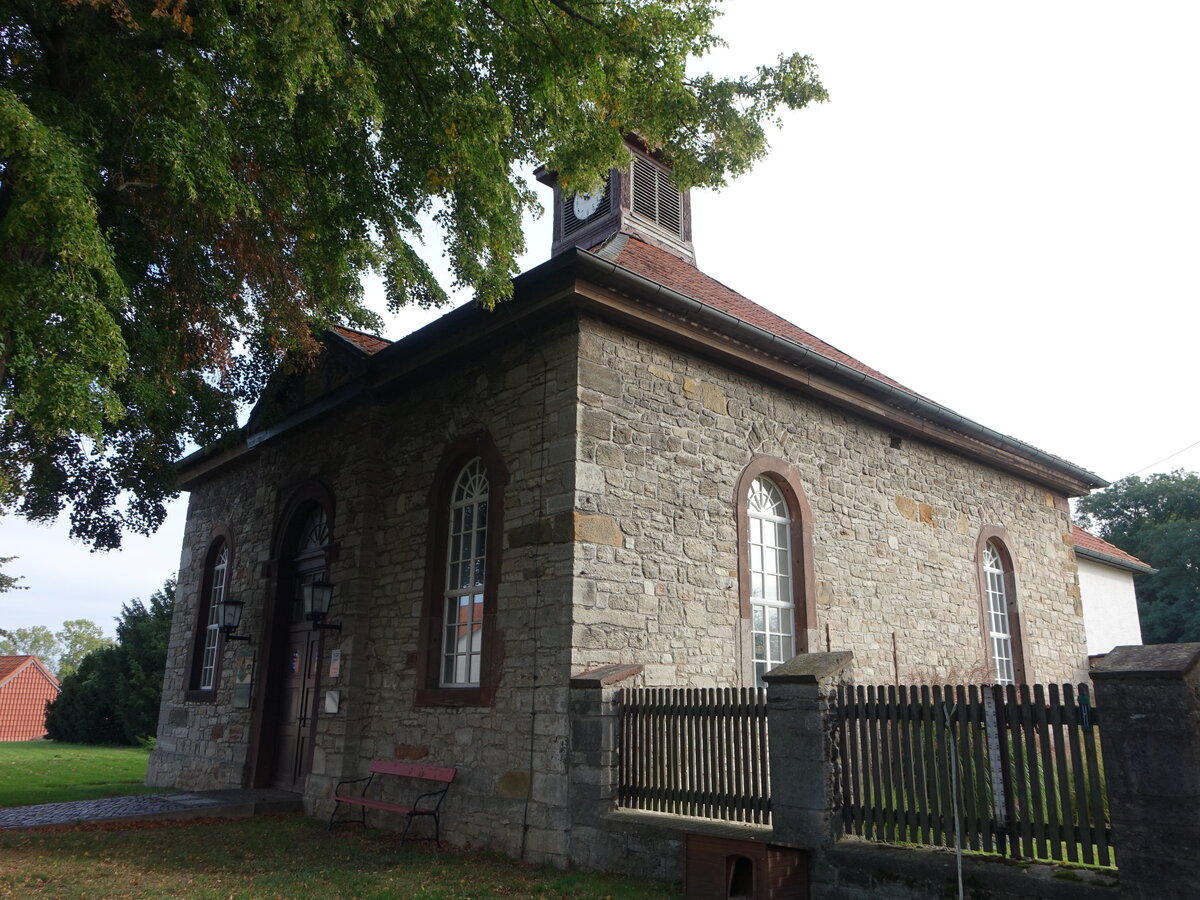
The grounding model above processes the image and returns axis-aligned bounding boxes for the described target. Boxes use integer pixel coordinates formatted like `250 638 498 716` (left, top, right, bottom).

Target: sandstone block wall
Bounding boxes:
150 318 583 866
568 314 1087 688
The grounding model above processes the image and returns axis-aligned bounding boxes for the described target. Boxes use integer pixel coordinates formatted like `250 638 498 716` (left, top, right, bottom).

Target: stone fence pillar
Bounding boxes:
565 664 643 869
1091 643 1200 900
762 651 854 849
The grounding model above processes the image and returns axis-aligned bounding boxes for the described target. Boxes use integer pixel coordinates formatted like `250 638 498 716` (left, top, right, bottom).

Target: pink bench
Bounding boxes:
329 760 456 845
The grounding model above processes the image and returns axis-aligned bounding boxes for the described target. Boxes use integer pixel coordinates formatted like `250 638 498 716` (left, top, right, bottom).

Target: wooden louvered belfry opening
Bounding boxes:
629 152 683 237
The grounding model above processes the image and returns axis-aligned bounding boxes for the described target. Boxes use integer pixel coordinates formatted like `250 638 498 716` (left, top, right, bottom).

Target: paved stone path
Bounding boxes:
0 788 302 829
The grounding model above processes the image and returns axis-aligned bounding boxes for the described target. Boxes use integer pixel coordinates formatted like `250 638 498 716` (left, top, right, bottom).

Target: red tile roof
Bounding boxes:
607 236 921 397
1072 525 1153 572
0 656 60 741
332 326 392 355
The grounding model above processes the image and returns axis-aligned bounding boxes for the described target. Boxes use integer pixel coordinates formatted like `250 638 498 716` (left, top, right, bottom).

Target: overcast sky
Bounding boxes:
4 2 1198 637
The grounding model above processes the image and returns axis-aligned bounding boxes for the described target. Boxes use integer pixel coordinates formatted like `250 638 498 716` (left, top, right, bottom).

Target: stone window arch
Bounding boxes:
187 526 234 698
417 432 508 706
976 526 1026 684
735 456 816 685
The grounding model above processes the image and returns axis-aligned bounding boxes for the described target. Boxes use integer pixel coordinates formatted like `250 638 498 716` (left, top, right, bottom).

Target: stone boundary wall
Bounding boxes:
813 841 1119 900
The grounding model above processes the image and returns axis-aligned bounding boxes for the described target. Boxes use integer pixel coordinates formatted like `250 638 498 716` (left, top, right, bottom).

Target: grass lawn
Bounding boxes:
0 741 157 807
0 813 679 899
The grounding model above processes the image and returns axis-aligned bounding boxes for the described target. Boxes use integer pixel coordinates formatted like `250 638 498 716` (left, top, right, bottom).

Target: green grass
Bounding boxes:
0 814 678 899
0 741 157 807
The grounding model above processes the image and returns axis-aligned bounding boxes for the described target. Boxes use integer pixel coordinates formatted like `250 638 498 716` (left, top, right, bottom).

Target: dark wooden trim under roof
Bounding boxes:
177 243 1106 497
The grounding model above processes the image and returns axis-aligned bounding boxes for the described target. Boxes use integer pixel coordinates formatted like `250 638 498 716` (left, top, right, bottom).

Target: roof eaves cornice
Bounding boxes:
573 249 1107 496
1074 544 1157 575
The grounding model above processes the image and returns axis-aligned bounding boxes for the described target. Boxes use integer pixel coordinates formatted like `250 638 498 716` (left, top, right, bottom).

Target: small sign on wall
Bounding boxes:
329 648 342 678
325 690 340 714
232 647 254 709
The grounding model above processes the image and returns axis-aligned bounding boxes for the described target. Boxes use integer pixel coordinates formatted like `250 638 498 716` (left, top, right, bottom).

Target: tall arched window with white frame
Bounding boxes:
983 540 1016 684
747 476 795 685
442 458 489 687
198 542 228 690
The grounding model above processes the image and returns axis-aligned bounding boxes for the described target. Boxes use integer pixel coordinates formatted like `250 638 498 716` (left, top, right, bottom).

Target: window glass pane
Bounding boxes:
747 474 797 686
442 460 489 687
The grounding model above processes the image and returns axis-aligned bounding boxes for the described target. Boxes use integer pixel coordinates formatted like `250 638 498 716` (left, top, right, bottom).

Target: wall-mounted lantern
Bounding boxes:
303 579 341 631
217 596 251 642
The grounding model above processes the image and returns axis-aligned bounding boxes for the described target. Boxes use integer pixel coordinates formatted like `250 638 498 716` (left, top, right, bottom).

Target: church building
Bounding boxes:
148 140 1105 869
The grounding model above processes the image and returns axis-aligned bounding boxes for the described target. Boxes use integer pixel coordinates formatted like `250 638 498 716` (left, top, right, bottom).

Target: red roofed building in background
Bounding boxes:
0 656 60 740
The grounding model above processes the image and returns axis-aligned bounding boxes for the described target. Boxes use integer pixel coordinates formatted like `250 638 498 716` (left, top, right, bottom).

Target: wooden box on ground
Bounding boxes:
683 834 808 900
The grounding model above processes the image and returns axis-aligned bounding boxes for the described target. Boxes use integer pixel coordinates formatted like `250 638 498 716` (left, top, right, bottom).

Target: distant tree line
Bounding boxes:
0 619 111 678
1077 470 1200 644
44 580 174 745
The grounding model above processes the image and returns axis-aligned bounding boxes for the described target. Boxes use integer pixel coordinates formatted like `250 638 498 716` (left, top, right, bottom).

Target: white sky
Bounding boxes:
4 2 1198 636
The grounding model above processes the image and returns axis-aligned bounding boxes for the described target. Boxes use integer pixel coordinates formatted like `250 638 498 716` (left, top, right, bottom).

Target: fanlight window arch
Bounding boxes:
983 540 1017 685
443 458 489 687
296 506 330 557
746 476 795 685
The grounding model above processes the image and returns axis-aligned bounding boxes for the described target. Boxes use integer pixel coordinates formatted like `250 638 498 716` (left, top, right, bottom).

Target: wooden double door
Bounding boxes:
270 620 322 791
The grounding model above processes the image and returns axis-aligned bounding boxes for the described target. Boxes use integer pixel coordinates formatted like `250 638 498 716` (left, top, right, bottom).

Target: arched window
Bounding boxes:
188 532 232 696
735 457 816 687
417 433 507 707
442 459 489 687
976 529 1025 684
747 477 795 685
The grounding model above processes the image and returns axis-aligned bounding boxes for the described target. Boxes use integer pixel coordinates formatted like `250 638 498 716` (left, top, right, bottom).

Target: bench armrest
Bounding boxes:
333 773 374 799
411 785 450 812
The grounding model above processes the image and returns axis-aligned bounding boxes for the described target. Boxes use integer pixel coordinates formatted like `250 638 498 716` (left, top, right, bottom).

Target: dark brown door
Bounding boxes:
265 504 330 791
271 622 321 790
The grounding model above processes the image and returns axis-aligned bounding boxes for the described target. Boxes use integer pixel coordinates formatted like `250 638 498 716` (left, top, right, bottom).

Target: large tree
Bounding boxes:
0 0 826 549
55 617 112 677
1076 470 1200 644
45 578 173 743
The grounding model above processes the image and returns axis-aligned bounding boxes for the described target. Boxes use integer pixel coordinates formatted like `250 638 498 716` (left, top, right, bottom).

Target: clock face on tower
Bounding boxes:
572 190 602 221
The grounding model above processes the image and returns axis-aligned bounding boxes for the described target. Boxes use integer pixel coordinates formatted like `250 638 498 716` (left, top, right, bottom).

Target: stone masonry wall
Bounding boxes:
150 317 582 866
569 313 1086 688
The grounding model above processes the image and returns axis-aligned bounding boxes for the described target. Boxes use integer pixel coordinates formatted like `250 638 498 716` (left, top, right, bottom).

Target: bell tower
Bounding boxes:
534 137 695 264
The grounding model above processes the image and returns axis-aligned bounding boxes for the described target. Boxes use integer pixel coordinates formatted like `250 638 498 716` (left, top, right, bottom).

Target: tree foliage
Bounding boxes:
1 0 827 548
1076 470 1200 644
0 618 112 674
0 623 57 661
55 617 111 677
45 578 174 743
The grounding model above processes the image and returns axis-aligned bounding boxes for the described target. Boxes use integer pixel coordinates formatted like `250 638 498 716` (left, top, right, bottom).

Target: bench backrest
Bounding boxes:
369 760 457 783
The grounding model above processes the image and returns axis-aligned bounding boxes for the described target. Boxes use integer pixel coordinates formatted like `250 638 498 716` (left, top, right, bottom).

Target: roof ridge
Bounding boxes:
609 234 923 398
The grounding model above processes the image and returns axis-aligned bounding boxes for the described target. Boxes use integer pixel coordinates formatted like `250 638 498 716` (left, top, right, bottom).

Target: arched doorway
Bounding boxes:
266 502 330 790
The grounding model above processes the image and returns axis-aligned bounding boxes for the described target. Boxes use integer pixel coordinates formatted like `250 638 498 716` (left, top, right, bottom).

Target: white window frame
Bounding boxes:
199 542 228 691
747 476 796 686
441 458 489 687
983 541 1016 685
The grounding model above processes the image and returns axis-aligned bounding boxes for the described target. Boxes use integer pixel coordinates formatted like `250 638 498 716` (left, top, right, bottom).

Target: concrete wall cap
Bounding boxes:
570 663 644 688
762 651 854 685
1091 643 1200 681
